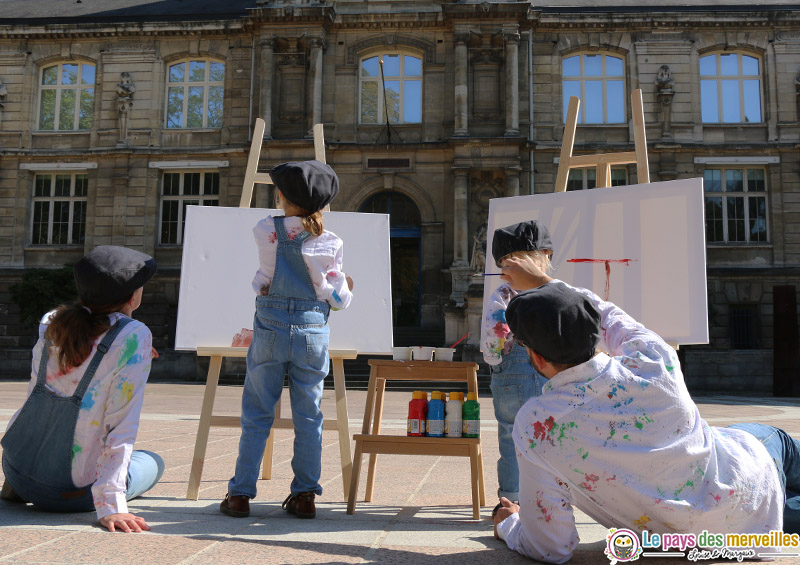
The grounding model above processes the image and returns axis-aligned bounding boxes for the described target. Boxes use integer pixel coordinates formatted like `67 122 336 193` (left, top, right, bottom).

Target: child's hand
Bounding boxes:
151 347 159 359
346 275 354 291
493 497 520 539
500 256 552 291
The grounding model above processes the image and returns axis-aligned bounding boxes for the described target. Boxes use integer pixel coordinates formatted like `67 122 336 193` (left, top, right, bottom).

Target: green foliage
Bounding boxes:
10 267 77 325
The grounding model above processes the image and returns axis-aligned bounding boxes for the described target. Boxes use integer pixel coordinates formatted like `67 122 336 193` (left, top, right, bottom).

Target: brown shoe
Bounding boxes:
1 481 25 503
282 492 316 518
220 494 250 518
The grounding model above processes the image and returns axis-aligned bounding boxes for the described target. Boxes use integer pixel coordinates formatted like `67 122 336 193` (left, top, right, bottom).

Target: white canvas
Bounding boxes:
176 206 393 354
484 178 709 345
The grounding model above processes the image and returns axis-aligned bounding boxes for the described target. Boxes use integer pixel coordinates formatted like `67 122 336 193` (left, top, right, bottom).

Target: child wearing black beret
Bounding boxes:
481 220 553 507
221 160 354 520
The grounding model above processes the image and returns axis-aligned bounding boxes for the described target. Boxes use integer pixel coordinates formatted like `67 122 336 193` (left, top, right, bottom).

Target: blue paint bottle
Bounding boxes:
426 391 445 437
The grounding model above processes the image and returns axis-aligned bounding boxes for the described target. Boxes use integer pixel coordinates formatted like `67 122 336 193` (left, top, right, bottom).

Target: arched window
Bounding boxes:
562 53 625 124
700 53 762 123
38 62 95 131
165 59 225 129
359 53 422 124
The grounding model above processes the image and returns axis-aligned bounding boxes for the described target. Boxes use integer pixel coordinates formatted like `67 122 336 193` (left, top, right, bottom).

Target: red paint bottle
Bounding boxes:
407 391 428 436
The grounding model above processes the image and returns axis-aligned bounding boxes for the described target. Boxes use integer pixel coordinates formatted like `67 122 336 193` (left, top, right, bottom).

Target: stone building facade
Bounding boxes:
0 1 798 393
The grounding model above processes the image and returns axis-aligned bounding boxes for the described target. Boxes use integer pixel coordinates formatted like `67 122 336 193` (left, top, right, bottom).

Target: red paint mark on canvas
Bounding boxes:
566 258 637 300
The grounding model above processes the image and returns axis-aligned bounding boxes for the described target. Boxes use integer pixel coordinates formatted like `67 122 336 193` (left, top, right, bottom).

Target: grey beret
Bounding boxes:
271 160 339 213
492 221 553 267
74 245 157 306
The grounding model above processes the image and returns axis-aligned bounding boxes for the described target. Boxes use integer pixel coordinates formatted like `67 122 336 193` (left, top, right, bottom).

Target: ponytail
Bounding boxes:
45 296 132 372
301 210 325 236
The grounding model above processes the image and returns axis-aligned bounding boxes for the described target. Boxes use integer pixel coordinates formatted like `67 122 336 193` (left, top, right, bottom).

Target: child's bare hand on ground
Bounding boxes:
493 497 520 539
100 513 151 533
500 256 552 291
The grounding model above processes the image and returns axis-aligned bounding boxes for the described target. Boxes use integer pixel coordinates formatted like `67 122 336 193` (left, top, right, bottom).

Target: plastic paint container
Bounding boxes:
427 391 445 437
407 391 428 436
463 392 480 438
445 392 463 438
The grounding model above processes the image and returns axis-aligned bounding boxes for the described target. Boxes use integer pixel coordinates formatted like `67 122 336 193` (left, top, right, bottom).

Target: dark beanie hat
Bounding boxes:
492 220 553 267
271 160 339 213
74 245 157 306
506 281 601 365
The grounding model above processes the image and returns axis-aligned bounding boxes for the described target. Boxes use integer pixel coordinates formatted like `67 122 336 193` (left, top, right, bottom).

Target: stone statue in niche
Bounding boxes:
655 65 675 139
116 72 136 145
470 222 488 273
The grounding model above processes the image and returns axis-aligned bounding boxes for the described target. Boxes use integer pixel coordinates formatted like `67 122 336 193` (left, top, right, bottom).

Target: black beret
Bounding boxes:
506 281 601 365
271 160 339 213
492 220 553 267
74 246 157 306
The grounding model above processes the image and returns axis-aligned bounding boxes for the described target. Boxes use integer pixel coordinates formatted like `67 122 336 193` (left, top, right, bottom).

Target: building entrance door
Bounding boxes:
359 191 421 327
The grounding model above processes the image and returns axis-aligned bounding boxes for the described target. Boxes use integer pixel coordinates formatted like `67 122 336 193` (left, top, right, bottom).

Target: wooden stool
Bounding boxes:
346 359 486 519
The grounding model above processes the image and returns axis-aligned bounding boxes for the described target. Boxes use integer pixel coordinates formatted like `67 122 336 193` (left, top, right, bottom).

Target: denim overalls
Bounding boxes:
1 319 131 512
228 216 331 499
490 341 548 501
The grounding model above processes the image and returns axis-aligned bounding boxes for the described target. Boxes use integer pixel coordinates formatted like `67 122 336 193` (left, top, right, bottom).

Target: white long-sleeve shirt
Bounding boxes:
251 215 352 310
496 281 783 563
481 283 519 365
8 311 153 520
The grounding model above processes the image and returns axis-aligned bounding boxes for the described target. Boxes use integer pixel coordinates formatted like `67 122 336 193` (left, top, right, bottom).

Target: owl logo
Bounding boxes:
605 528 643 564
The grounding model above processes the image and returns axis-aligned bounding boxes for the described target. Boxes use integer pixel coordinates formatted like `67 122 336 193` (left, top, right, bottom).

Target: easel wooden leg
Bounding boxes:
346 442 363 515
261 401 280 480
187 355 223 500
365 378 386 502
477 442 486 506
332 356 353 496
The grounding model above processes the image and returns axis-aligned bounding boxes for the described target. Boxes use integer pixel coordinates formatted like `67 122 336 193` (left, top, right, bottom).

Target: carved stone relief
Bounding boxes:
115 72 135 145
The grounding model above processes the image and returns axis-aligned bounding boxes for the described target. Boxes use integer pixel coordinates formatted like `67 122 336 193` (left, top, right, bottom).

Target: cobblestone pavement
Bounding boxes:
1 381 799 564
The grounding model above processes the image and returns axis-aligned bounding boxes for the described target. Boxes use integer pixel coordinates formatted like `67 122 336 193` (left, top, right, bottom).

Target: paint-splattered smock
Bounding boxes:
6 311 153 520
252 215 352 309
496 282 783 563
481 282 523 365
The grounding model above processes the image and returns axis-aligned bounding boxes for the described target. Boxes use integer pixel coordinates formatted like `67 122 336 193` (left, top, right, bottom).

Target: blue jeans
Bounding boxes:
490 343 547 501
228 296 330 499
728 423 800 534
2 449 164 513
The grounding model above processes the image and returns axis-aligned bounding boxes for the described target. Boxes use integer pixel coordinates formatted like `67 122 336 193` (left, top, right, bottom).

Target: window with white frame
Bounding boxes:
31 173 88 245
704 167 767 243
566 167 627 191
159 171 219 245
562 53 625 124
165 59 225 129
359 53 422 124
700 53 762 123
38 62 95 131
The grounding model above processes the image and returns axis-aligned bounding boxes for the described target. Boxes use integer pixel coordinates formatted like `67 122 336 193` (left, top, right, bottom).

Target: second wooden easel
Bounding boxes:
186 118 357 500
554 89 649 192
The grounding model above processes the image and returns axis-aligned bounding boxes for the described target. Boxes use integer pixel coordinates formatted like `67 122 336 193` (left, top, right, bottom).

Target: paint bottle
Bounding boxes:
427 391 445 437
407 391 428 437
462 392 480 438
445 391 463 438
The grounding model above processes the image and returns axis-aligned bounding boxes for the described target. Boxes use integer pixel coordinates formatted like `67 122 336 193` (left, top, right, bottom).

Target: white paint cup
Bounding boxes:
411 346 435 361
392 347 411 361
434 347 455 362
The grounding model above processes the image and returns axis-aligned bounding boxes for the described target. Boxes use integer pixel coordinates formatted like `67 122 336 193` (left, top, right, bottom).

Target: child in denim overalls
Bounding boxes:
482 220 552 504
221 161 353 519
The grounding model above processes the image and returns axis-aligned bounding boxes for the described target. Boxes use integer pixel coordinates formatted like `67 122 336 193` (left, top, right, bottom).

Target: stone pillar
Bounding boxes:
505 168 520 197
454 30 469 136
259 37 275 139
307 37 324 138
453 168 470 266
503 25 520 137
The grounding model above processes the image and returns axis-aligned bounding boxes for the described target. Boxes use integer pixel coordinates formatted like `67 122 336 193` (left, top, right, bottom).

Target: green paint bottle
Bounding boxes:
462 392 480 438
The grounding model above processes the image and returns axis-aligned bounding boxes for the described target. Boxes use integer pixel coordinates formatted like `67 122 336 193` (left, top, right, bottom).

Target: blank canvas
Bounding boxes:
484 178 708 345
176 206 393 354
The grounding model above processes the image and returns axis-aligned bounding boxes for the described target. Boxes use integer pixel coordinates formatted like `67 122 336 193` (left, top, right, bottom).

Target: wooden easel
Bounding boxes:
554 89 649 192
346 360 486 520
186 118 357 500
